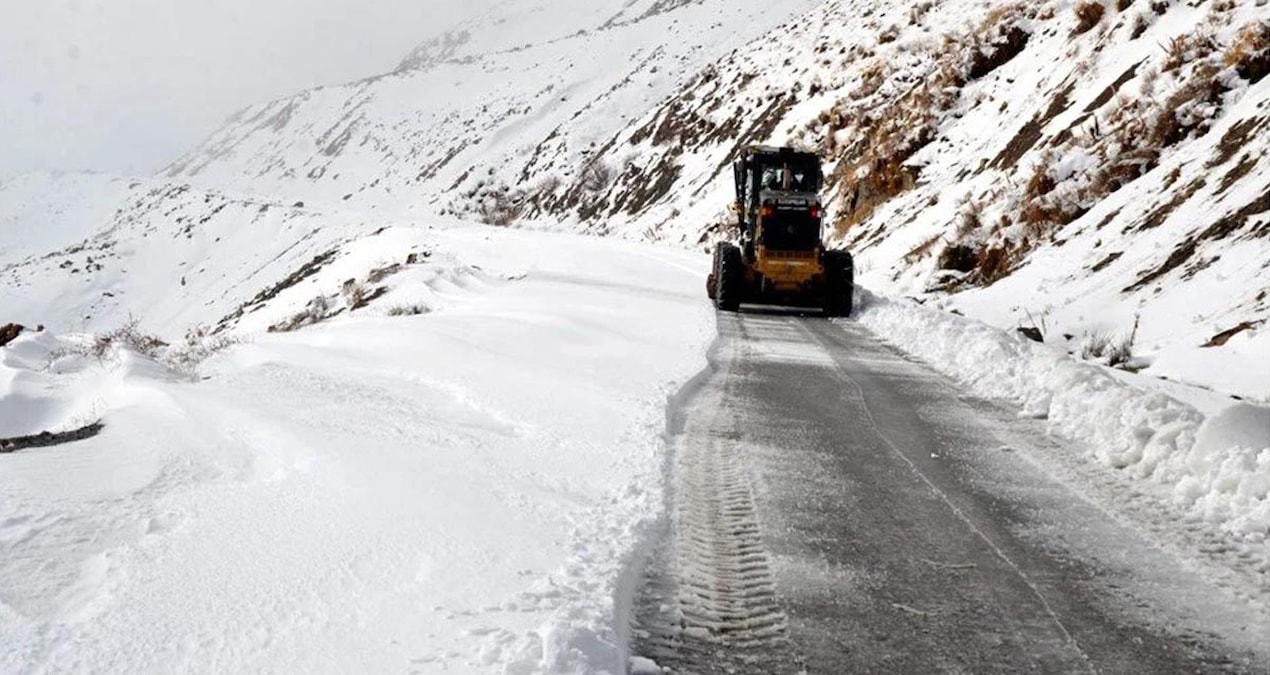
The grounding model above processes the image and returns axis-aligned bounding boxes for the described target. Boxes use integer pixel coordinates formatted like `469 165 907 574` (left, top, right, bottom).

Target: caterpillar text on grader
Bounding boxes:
707 146 853 316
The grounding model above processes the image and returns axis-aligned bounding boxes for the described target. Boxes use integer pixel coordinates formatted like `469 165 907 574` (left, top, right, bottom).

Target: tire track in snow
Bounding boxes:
632 343 800 674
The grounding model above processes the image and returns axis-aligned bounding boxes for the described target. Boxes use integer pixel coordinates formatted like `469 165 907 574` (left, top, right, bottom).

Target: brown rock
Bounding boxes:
1203 321 1261 348
0 323 24 348
1016 326 1044 343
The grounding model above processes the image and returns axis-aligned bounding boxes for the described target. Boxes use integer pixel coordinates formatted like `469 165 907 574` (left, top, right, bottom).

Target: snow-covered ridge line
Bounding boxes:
851 289 1269 541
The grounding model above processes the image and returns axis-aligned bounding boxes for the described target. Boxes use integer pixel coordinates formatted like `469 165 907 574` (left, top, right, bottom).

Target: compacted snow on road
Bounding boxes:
0 224 713 674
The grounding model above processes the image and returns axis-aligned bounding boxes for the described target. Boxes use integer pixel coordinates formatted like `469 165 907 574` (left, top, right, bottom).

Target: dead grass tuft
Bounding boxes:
1081 321 1138 368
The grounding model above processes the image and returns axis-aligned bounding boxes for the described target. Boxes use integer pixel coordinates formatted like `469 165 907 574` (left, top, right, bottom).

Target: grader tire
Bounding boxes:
715 243 743 312
822 250 854 318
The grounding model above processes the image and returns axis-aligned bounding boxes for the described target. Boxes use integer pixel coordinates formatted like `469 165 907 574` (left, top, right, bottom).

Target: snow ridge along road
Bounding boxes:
633 309 1269 674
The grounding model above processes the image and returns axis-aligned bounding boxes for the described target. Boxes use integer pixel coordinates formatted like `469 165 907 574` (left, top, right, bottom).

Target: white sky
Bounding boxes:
0 0 487 177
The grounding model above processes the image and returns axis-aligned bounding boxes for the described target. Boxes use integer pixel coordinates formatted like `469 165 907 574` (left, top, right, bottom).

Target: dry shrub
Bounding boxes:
1225 20 1270 83
1082 329 1135 366
387 304 430 317
1019 153 1066 235
1148 62 1223 149
967 5 1031 79
974 243 1025 284
1073 1 1106 34
342 280 368 309
1014 32 1233 254
48 321 238 379
95 319 166 359
904 233 943 264
1163 31 1218 71
271 295 336 333
856 59 888 99
165 325 239 378
537 174 563 196
46 318 166 365
826 6 1037 236
830 62 956 233
478 189 524 227
580 161 613 194
955 198 987 237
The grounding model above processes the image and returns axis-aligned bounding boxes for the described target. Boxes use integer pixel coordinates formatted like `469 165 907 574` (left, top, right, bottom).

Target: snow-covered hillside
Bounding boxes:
84 0 1259 405
521 0 1270 402
1 0 820 336
159 0 824 216
5 0 1265 403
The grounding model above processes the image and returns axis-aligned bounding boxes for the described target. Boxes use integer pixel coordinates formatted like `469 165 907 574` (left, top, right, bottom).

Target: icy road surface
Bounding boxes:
634 311 1269 674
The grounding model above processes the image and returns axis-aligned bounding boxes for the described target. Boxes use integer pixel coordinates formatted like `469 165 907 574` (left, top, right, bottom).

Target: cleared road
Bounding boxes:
633 311 1269 674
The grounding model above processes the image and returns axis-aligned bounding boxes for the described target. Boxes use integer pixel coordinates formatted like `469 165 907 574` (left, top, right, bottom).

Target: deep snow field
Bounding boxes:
1 224 714 673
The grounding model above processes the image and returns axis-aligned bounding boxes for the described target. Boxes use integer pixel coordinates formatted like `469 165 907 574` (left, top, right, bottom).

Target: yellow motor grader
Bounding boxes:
706 146 853 316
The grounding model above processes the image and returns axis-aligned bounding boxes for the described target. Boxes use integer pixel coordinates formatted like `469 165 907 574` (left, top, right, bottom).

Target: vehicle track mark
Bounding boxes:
633 353 799 674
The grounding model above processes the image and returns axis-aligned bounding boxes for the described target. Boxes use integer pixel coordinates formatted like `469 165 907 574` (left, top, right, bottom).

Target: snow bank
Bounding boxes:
0 331 178 439
852 290 1270 540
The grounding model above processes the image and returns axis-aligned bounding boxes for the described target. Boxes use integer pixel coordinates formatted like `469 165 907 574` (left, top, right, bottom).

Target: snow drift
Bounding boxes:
0 223 714 674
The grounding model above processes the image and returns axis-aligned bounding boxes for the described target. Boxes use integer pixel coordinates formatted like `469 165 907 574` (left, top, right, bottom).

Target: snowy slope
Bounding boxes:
1 222 714 674
517 0 1270 402
0 175 374 335
160 0 824 217
0 0 816 336
0 173 137 270
123 0 1269 404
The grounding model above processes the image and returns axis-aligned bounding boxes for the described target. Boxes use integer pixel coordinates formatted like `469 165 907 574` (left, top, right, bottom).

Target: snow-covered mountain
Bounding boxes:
158 0 825 213
5 0 1266 403
520 0 1270 401
1 0 821 333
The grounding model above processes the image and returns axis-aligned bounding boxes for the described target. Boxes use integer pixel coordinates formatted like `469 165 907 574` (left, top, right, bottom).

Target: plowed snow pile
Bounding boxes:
854 290 1269 541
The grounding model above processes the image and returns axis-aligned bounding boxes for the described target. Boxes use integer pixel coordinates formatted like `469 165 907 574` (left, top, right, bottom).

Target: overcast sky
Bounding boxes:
0 0 487 177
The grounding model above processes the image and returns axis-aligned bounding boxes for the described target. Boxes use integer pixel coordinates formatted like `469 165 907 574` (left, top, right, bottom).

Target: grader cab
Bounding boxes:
706 146 853 316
